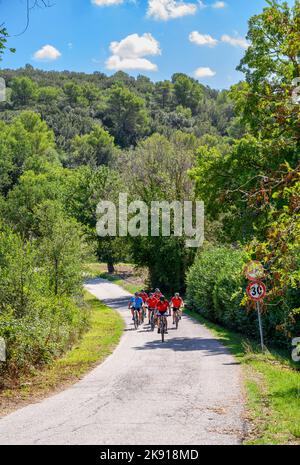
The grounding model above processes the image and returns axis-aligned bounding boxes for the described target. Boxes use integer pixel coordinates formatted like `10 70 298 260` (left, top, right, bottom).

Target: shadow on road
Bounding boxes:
99 296 129 310
134 337 229 355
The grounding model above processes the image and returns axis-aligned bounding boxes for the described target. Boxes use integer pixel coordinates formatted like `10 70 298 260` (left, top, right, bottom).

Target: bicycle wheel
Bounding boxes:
161 319 164 343
151 313 155 331
134 311 138 330
175 312 179 329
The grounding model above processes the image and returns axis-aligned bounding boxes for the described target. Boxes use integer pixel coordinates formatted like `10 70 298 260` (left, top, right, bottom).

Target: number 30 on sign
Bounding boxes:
246 281 266 301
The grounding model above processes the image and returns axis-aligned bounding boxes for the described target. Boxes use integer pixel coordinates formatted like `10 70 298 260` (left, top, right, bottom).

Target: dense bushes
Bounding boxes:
0 223 89 385
186 246 298 347
0 296 88 383
186 246 253 330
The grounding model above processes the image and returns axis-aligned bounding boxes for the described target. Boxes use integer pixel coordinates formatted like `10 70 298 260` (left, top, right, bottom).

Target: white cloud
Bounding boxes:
110 32 161 58
194 67 216 78
221 34 249 49
92 0 123 5
106 56 158 71
147 0 197 21
33 45 61 61
106 33 161 71
212 1 226 8
189 31 218 47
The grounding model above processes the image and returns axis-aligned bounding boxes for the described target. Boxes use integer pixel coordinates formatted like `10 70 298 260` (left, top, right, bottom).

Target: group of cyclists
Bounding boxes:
128 288 184 334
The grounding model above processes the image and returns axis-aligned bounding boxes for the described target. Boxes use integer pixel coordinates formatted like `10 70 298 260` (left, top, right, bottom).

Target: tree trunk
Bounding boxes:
107 262 115 274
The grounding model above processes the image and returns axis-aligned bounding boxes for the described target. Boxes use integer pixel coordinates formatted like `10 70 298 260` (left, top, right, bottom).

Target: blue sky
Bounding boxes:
0 1 294 89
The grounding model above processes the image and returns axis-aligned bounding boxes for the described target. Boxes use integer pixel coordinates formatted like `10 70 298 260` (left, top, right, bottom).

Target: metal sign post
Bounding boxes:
245 262 267 353
256 301 265 352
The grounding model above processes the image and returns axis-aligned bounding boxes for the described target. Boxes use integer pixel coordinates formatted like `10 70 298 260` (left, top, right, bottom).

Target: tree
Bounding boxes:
154 81 174 110
119 132 198 291
69 125 117 168
36 202 84 296
37 86 62 104
194 0 300 245
247 175 300 342
0 26 15 61
0 121 14 195
236 0 300 144
11 77 38 106
104 85 149 147
62 165 128 272
0 111 56 195
3 165 66 237
0 223 36 318
172 73 203 115
63 81 88 107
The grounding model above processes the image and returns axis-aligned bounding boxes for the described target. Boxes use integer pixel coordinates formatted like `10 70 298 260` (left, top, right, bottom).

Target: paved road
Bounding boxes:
0 279 245 445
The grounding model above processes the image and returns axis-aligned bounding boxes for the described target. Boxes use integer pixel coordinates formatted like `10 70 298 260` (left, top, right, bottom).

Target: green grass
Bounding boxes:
0 290 124 416
186 309 300 445
50 291 124 378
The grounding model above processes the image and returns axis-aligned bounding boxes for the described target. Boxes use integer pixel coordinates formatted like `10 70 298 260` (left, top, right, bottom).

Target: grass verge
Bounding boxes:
0 290 124 417
185 308 300 445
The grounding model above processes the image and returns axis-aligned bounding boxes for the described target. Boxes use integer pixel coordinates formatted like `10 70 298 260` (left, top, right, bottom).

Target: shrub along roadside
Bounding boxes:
185 308 300 445
186 246 299 348
0 291 124 417
0 220 88 385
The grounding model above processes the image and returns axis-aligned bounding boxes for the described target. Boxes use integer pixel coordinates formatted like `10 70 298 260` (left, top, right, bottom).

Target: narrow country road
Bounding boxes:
0 279 246 445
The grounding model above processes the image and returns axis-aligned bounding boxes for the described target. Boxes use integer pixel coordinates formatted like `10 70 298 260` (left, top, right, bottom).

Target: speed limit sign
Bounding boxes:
246 281 266 301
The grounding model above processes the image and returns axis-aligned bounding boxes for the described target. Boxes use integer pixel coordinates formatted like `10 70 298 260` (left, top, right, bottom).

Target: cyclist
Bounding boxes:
138 289 148 303
154 288 162 299
156 296 170 334
128 292 144 324
138 290 148 321
146 292 158 325
170 292 184 324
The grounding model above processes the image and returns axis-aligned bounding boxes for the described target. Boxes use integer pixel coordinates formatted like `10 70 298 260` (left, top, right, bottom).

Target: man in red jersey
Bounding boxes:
146 292 158 325
138 290 148 322
170 292 184 324
138 289 148 303
156 296 170 333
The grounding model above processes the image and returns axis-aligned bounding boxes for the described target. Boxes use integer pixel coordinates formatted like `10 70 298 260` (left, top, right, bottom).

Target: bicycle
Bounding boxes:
132 307 140 330
173 307 180 330
149 307 156 331
141 305 147 324
158 313 168 342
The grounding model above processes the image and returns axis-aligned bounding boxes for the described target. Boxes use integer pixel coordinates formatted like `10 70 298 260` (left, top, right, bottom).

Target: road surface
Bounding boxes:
0 279 246 445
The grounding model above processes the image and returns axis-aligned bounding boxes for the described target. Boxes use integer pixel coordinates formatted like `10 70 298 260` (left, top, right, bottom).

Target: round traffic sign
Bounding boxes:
246 281 266 301
244 261 265 281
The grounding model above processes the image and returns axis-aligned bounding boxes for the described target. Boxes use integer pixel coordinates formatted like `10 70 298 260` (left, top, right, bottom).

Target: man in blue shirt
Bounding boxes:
128 292 144 324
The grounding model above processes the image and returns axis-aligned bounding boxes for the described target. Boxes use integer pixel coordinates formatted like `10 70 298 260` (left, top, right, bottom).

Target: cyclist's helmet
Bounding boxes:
175 292 179 297
160 296 165 302
134 292 139 296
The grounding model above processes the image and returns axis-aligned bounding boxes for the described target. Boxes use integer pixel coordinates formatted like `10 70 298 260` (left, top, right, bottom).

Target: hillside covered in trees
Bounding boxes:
0 0 299 384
